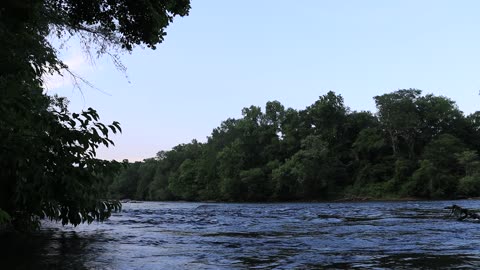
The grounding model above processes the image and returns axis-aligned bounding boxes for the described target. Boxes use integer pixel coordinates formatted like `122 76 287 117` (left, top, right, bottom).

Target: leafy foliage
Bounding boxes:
1 0 191 229
105 90 480 202
0 209 11 225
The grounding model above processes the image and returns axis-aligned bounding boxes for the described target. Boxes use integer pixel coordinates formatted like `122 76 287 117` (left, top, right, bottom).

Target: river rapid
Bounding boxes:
2 200 480 269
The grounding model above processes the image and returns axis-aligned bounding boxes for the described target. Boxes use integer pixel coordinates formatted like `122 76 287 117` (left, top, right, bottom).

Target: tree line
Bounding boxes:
105 90 480 202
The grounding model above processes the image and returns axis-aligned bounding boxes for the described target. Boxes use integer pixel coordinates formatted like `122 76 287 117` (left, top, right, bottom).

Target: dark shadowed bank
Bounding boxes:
103 90 480 203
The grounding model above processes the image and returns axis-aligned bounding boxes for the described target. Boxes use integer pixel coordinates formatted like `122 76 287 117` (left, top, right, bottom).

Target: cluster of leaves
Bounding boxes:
106 90 480 202
0 209 11 225
0 0 190 230
0 81 123 229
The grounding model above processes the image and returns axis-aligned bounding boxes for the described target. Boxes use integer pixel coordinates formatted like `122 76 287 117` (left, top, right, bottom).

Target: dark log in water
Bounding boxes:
445 204 480 221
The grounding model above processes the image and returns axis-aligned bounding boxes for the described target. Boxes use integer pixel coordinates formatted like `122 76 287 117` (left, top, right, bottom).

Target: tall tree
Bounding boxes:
0 0 191 228
374 89 421 158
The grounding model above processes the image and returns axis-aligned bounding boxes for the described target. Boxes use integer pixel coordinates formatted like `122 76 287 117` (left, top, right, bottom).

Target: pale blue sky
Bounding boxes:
48 0 480 161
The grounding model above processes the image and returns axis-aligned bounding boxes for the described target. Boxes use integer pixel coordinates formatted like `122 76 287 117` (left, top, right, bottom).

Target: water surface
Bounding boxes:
2 200 480 269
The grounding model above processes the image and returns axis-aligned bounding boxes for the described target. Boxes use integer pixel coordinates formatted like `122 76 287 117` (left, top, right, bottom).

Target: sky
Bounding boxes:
46 0 480 161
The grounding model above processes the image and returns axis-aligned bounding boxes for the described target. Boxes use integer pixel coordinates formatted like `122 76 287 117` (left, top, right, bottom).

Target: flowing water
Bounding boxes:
2 200 480 269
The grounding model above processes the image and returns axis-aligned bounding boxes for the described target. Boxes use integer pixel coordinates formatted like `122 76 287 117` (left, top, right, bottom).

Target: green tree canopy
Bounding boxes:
105 90 480 203
0 0 191 229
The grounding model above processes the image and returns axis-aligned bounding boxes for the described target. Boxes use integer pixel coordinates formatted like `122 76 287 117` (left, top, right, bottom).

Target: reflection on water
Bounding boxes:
2 201 480 269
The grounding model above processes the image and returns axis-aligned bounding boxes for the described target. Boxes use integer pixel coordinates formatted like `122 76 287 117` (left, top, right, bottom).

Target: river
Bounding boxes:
2 200 480 269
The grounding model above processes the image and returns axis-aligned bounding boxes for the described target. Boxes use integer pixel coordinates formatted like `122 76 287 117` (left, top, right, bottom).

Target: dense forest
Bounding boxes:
104 90 480 202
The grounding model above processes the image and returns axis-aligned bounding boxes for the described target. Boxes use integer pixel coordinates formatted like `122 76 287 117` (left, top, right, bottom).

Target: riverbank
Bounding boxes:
125 196 480 205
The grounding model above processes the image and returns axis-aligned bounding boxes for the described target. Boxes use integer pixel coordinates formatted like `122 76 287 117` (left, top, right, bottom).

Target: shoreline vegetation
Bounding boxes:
102 90 480 204
120 197 480 204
